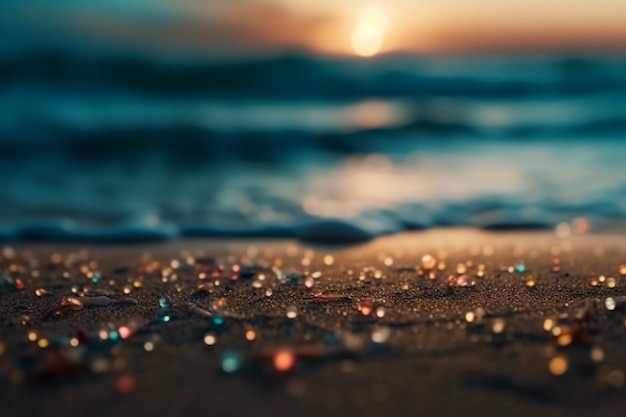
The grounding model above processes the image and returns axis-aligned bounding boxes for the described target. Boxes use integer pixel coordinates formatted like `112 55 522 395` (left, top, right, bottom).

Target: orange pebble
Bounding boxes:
274 349 295 372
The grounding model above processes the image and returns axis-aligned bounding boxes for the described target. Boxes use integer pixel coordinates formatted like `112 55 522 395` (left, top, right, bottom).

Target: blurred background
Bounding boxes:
1 0 626 242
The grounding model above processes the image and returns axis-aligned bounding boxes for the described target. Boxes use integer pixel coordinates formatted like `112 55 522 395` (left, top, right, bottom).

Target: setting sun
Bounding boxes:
351 7 389 57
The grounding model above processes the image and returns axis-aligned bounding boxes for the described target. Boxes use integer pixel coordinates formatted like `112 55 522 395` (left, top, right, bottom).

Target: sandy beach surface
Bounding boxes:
2 229 626 417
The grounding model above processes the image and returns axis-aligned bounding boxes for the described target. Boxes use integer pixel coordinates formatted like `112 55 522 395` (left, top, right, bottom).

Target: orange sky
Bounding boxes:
275 0 626 54
2 0 626 55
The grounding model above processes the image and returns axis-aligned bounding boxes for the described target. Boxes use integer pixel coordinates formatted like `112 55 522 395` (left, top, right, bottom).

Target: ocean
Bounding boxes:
1 51 625 243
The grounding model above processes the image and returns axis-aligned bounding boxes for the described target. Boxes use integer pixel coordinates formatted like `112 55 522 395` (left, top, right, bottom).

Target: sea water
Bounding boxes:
1 52 625 242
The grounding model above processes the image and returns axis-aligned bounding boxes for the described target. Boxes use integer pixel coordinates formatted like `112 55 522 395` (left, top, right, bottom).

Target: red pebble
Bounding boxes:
358 298 373 316
116 374 136 394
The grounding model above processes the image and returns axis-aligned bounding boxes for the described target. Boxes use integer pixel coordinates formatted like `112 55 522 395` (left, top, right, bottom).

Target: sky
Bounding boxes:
2 0 626 56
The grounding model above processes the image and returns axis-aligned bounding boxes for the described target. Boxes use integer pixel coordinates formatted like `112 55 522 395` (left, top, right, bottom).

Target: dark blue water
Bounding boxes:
1 52 626 242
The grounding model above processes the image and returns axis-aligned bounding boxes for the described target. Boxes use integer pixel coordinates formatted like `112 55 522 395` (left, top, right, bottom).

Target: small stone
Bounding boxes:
286 305 298 319
371 326 391 344
557 334 572 346
220 351 242 373
543 318 555 332
549 355 568 376
358 299 373 316
35 288 50 297
116 374 136 394
421 255 436 270
77 296 112 306
195 283 214 294
590 346 604 363
304 276 314 288
245 329 256 341
492 318 505 334
204 333 216 345
117 297 138 305
524 276 536 288
448 275 469 287
274 349 296 372
14 277 26 291
156 309 172 323
456 275 469 287
61 296 84 310
159 297 172 309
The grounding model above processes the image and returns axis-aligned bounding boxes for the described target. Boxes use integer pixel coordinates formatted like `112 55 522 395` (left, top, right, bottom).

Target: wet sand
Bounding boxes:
1 229 626 417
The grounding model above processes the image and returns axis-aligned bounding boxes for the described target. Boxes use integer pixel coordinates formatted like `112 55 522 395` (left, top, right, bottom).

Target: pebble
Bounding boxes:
220 351 242 373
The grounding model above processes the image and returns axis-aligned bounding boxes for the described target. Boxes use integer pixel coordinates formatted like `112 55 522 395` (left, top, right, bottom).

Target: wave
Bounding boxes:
1 117 625 162
2 51 626 99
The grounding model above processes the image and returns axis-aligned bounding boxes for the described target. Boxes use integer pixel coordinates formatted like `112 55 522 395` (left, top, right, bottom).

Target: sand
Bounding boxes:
1 229 626 417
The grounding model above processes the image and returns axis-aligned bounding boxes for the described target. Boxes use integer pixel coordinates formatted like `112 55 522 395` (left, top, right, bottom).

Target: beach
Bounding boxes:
2 229 626 417
2 2 626 416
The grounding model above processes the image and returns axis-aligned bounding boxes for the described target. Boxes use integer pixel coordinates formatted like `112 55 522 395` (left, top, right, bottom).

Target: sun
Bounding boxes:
351 26 383 57
351 7 389 57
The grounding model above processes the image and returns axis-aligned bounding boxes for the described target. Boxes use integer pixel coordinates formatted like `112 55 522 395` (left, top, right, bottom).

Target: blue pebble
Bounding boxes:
287 273 301 285
159 297 172 309
212 316 224 326
220 351 242 373
156 309 172 323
